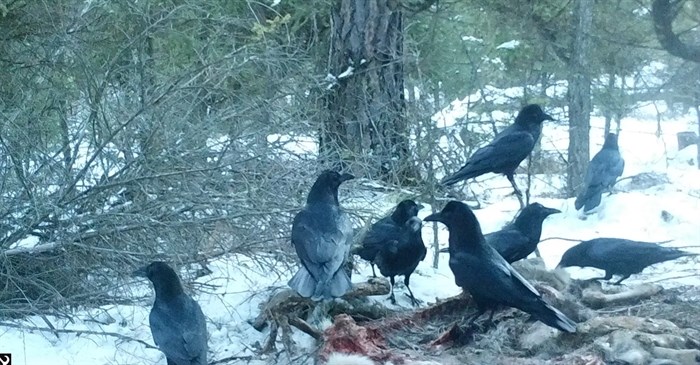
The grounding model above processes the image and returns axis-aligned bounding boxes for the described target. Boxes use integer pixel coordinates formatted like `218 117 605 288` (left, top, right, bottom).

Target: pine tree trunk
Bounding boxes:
320 0 419 184
566 0 593 197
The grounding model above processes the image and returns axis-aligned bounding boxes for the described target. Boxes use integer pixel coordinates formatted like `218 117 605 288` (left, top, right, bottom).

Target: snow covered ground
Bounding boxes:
0 106 698 365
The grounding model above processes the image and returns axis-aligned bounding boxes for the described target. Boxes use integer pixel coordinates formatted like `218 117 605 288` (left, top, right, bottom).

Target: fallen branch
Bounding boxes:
0 321 158 349
582 284 663 309
252 278 392 355
252 278 392 332
288 316 322 340
209 355 255 364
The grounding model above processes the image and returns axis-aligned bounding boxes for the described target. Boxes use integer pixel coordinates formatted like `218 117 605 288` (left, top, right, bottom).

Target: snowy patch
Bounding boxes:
496 40 520 49
267 133 318 157
461 35 484 43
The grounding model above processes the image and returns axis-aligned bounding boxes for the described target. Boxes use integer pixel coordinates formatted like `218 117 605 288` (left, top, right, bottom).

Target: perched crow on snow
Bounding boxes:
355 199 423 277
441 104 554 209
575 133 625 213
288 170 355 301
424 201 577 333
557 238 697 285
373 216 426 306
134 261 208 365
486 203 561 263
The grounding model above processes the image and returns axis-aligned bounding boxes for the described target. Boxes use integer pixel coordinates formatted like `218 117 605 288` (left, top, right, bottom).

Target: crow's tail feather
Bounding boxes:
288 267 317 299
661 249 698 263
289 265 352 301
529 300 577 333
575 186 603 212
313 268 352 301
440 166 484 186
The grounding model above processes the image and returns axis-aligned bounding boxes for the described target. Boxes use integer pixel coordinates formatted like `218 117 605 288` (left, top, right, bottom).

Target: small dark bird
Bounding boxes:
424 201 576 333
288 170 355 301
134 262 208 365
557 238 697 285
441 104 554 209
575 133 625 213
373 216 426 306
486 203 561 263
356 199 423 277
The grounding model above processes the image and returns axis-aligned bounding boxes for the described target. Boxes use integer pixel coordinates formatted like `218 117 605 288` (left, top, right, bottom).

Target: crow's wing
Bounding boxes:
589 239 692 267
488 247 541 297
442 128 536 185
485 230 531 263
449 246 540 300
291 209 350 281
585 149 624 188
357 217 401 260
469 128 536 170
150 297 208 365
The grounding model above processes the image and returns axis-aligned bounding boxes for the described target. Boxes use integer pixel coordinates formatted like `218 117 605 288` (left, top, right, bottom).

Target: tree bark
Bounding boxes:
320 0 419 183
566 0 593 197
651 0 700 63
695 105 700 168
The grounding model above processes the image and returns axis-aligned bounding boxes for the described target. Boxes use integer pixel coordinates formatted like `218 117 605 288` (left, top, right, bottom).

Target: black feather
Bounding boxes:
558 238 696 284
441 104 553 186
134 261 208 365
424 201 576 333
575 133 625 213
288 170 355 301
486 203 560 263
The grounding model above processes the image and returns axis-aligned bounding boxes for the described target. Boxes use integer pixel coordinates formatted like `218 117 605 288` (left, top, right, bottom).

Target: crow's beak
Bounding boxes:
439 247 449 253
546 207 562 215
132 266 148 278
340 173 355 182
416 203 426 211
423 212 441 222
543 113 554 121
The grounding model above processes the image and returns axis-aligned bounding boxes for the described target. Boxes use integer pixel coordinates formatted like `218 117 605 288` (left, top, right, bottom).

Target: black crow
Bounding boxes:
424 201 576 333
575 133 625 213
486 203 561 263
134 261 208 365
288 170 355 301
441 104 554 208
557 238 697 285
355 199 423 277
374 216 426 306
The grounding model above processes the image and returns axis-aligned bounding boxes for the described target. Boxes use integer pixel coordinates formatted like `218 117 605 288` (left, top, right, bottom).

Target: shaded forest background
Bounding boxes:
0 0 698 316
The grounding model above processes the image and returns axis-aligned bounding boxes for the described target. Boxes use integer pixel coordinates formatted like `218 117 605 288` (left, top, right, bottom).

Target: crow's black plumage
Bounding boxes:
486 203 561 263
288 170 355 301
441 104 554 208
575 133 625 213
134 262 208 365
355 199 423 277
373 216 426 306
424 201 576 333
557 238 697 285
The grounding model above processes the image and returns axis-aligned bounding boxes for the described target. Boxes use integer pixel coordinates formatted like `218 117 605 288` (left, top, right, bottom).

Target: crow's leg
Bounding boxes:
387 276 396 304
370 264 377 278
467 308 485 327
533 247 542 258
403 275 423 306
482 309 498 329
590 271 614 282
307 299 331 327
613 274 631 285
507 174 525 209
